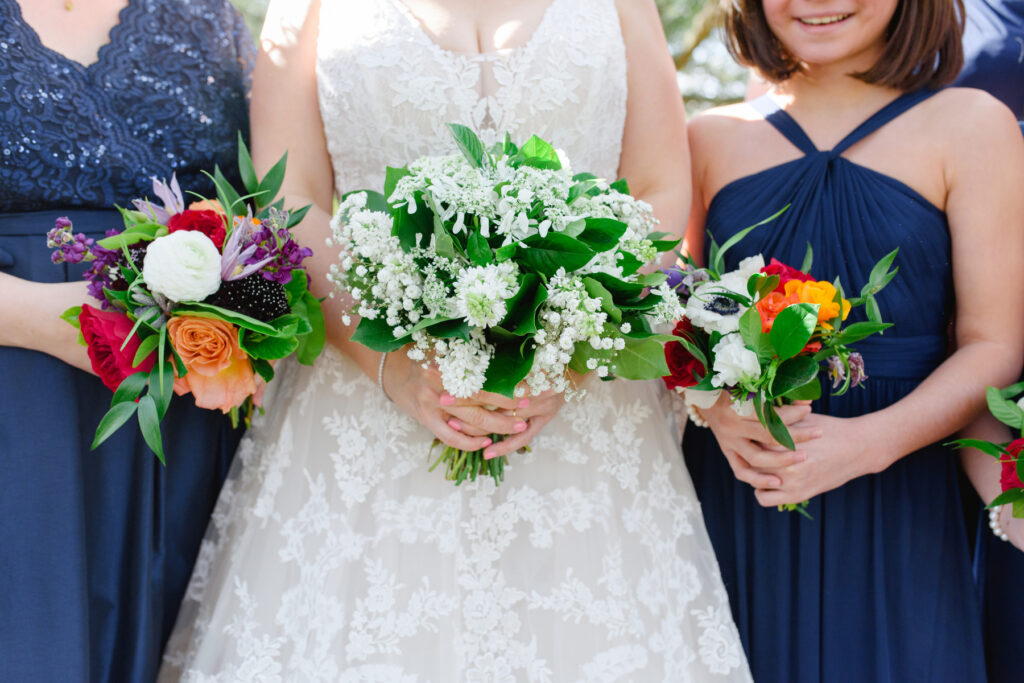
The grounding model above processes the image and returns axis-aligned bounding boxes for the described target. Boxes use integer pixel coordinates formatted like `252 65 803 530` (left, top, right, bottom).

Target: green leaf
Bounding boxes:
392 203 432 251
576 218 628 253
770 355 820 399
610 336 670 380
865 295 883 324
637 272 668 288
738 307 764 350
755 274 781 300
831 321 893 346
501 275 547 335
447 123 489 169
236 132 259 195
255 152 288 209
351 316 411 352
61 305 83 329
989 488 1024 508
137 394 165 465
583 276 622 324
519 135 561 170
294 291 326 365
384 166 412 202
987 386 1024 429
710 204 789 275
947 438 1011 458
133 334 160 368
151 361 175 420
783 378 822 401
111 371 149 407
91 401 138 450
173 303 279 336
588 272 645 300
763 403 796 450
467 231 493 266
495 243 517 262
999 381 1024 400
482 344 536 398
617 251 644 277
425 318 471 341
651 238 680 253
800 243 814 273
519 233 595 277
609 178 630 194
863 248 899 296
96 224 164 250
240 331 299 359
769 303 819 360
212 165 245 217
433 222 460 261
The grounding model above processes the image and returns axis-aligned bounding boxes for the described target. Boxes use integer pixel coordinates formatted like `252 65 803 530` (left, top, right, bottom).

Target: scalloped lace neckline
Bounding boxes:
11 0 135 70
385 0 564 59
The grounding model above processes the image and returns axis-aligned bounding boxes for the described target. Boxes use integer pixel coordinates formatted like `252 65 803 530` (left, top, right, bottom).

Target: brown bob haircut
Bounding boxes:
720 0 965 90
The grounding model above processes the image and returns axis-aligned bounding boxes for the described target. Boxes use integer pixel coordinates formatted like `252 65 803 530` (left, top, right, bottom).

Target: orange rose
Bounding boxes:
167 316 256 413
784 280 851 328
755 291 800 333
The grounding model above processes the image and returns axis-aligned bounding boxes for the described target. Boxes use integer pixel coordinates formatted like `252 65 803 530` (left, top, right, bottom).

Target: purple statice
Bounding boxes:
243 209 313 285
47 217 96 264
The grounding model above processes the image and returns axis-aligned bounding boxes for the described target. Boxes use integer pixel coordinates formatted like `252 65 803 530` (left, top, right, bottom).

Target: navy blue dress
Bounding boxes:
683 91 987 682
956 4 1024 682
0 1 251 681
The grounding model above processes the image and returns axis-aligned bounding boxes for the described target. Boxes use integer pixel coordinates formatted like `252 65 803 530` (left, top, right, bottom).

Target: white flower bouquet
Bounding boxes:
330 124 684 485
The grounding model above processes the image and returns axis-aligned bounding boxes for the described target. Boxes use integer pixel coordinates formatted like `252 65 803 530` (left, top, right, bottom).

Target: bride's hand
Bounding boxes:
700 392 822 490
382 351 524 452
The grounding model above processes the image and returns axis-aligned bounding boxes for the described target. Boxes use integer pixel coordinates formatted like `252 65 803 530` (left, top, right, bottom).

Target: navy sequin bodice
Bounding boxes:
0 0 253 211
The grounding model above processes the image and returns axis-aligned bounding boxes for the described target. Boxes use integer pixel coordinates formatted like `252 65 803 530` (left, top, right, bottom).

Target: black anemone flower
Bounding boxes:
704 295 740 316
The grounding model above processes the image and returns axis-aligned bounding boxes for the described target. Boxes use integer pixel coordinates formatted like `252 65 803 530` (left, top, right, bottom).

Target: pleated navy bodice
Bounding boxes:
684 90 986 683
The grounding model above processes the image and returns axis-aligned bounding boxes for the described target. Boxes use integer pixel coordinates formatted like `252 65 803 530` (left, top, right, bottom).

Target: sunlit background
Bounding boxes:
228 0 746 114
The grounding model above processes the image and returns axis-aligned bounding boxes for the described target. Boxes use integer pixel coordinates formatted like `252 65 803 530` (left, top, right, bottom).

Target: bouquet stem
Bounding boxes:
429 437 506 486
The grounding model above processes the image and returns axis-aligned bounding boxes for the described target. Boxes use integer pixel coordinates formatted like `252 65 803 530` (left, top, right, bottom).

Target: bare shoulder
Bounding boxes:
921 87 1020 149
613 0 665 39
687 103 761 159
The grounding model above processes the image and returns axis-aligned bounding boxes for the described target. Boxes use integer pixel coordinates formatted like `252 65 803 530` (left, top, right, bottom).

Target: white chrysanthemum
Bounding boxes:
436 334 492 398
711 334 761 389
454 262 519 328
142 231 222 303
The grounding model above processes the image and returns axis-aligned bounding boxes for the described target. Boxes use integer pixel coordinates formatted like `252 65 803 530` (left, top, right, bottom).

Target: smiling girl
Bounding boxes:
683 1 1024 680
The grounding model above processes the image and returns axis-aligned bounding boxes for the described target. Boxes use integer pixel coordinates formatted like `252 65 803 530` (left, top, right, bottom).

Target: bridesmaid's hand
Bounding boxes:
751 413 887 508
700 392 822 489
0 272 94 373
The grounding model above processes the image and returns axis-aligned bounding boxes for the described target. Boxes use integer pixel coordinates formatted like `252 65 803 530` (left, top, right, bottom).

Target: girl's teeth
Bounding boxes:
801 14 851 25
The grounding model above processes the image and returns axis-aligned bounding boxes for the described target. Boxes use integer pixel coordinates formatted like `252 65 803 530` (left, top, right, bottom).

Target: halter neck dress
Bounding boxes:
0 1 250 680
956 5 1024 680
683 90 987 683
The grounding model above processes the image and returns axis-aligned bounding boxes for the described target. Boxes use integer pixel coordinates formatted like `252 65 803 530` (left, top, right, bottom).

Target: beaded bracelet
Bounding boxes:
686 400 709 428
378 352 392 402
989 505 1010 542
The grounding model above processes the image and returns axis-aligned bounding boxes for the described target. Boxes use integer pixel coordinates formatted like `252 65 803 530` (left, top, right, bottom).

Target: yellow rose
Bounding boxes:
784 280 851 328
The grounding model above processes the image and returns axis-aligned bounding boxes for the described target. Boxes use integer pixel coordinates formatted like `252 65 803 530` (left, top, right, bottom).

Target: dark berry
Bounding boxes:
204 273 290 322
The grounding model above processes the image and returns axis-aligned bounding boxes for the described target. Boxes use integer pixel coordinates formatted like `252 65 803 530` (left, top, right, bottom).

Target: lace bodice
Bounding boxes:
0 0 253 212
316 0 627 195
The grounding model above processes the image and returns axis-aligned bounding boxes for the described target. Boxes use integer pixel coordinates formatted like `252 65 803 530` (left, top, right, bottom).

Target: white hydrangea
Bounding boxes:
711 333 762 389
454 261 519 328
142 230 222 303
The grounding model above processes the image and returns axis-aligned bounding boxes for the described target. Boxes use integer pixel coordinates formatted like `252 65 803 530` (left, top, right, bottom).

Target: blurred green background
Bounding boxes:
228 0 746 114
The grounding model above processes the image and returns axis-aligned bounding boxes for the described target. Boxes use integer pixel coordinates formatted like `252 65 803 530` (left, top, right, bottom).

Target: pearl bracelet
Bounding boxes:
686 400 709 428
378 352 392 402
989 505 1009 542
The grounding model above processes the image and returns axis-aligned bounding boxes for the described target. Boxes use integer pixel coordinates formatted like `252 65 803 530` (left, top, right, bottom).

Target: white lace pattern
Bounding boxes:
160 1 750 680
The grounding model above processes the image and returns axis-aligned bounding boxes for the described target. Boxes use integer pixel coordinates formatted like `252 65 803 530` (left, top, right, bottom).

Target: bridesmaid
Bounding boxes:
0 1 250 680
683 1 1024 681
955 3 1024 682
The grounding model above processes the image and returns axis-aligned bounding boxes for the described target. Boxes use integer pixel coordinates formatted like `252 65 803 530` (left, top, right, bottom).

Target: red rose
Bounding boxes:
79 304 156 392
663 318 707 391
761 258 814 292
1000 438 1024 492
168 209 227 250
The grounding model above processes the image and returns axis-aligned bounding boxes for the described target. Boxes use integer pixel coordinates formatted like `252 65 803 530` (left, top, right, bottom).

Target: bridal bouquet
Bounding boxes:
330 124 683 485
47 138 326 462
950 384 1024 519
662 222 898 510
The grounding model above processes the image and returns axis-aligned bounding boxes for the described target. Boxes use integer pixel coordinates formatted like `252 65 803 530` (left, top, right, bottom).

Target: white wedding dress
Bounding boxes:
160 0 751 680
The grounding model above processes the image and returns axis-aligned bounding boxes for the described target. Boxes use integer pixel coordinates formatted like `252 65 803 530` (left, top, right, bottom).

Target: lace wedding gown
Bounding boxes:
160 1 750 680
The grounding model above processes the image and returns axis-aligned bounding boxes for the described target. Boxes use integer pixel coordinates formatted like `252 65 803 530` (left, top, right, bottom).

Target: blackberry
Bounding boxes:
108 242 149 292
204 273 290 322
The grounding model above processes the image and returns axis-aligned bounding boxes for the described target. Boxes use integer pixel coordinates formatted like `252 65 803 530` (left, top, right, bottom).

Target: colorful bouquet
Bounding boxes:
47 138 325 462
662 221 898 510
330 124 684 486
950 384 1024 519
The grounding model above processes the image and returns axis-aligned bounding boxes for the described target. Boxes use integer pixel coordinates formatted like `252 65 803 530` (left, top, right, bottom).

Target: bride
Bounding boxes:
161 0 751 680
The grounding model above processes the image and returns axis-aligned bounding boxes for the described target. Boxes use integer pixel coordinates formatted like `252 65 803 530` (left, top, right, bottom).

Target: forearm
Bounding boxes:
960 415 1012 505
862 340 1023 472
0 273 94 372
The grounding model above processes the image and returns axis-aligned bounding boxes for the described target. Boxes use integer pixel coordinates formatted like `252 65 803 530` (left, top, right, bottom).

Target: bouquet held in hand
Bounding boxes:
331 124 684 486
47 138 325 462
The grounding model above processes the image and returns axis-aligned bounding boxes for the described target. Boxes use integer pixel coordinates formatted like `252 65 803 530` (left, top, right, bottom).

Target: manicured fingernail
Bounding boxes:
484 448 497 459
447 419 461 432
514 421 528 433
481 438 493 448
440 393 456 406
518 398 531 409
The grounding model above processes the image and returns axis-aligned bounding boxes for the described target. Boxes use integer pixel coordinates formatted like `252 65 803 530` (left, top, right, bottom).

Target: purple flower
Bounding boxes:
848 352 868 388
241 209 312 285
663 263 709 301
132 175 184 224
47 217 96 265
825 355 845 389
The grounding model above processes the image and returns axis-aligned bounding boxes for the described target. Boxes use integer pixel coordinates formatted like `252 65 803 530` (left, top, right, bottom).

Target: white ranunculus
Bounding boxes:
711 334 761 389
736 254 766 279
142 231 222 303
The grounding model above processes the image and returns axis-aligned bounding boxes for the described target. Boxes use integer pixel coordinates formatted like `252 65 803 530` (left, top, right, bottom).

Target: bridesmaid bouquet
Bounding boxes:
330 124 684 486
46 138 326 462
950 384 1024 519
663 222 898 507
